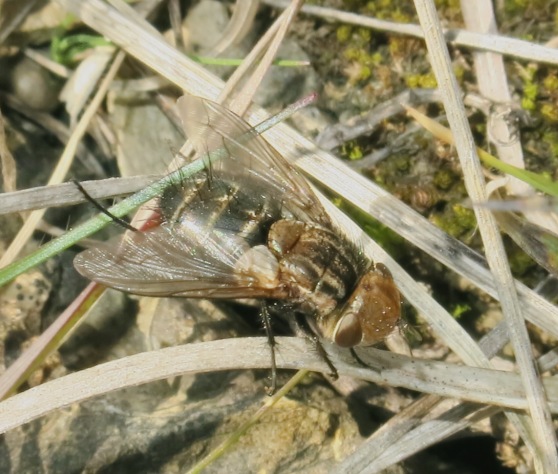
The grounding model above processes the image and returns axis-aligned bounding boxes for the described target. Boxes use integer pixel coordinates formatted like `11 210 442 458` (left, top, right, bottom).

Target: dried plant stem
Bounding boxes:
263 0 558 66
413 0 558 471
2 337 558 435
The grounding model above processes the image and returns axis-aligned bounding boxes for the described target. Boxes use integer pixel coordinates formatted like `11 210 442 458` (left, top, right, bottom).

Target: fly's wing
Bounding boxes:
74 221 284 298
176 95 331 226
75 95 329 297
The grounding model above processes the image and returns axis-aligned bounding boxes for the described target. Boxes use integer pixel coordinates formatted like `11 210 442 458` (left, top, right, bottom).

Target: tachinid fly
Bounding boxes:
74 95 401 374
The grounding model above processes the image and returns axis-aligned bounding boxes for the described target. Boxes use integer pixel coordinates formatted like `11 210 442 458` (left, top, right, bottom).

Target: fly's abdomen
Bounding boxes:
160 172 282 247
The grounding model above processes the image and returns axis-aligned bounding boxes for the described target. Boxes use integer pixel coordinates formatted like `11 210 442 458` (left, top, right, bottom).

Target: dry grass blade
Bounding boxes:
220 0 303 114
460 1 558 240
2 337 558 434
347 404 500 473
0 176 159 214
0 282 106 400
263 0 558 66
461 1 528 195
208 0 260 55
413 0 558 471
0 108 17 194
60 48 114 127
0 0 40 44
0 91 103 175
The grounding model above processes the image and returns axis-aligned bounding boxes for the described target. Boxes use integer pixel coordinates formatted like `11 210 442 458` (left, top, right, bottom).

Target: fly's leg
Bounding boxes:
349 348 384 375
72 179 138 232
261 303 277 395
293 314 338 379
313 336 339 380
349 348 370 369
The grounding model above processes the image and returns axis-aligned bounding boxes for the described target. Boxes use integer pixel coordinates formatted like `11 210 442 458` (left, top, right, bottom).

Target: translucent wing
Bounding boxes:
74 221 284 298
75 95 328 297
176 95 331 226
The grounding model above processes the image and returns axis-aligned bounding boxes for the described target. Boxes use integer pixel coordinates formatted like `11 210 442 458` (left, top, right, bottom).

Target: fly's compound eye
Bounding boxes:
332 311 363 348
329 266 401 348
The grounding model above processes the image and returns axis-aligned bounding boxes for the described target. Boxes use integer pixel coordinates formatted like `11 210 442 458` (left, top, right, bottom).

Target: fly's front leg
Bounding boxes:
349 347 370 369
312 335 339 380
293 314 338 380
260 303 277 395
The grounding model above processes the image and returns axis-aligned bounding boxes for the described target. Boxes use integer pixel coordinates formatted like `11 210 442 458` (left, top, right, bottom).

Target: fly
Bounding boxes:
74 95 401 389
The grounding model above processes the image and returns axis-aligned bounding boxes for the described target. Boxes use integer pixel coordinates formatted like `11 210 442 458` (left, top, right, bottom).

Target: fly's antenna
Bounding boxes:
72 179 138 232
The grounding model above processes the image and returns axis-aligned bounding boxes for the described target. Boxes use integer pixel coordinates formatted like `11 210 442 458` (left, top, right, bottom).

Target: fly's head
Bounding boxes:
317 263 401 348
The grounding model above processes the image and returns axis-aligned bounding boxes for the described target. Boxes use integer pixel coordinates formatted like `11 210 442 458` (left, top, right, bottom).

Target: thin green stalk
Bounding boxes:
187 369 310 474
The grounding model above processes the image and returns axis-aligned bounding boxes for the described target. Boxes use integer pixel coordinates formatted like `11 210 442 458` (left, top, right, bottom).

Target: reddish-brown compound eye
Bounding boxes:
356 265 401 346
316 263 401 347
333 312 363 348
326 264 401 348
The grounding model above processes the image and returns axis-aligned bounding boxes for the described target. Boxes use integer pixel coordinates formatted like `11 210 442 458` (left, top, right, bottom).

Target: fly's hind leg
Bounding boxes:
261 303 278 395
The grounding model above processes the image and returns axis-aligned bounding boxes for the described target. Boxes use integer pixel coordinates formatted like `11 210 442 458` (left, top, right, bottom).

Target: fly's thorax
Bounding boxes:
267 219 366 318
159 172 282 247
316 263 401 347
